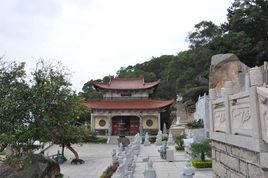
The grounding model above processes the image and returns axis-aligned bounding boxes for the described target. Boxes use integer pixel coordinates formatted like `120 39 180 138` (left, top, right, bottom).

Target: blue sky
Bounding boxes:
0 0 233 91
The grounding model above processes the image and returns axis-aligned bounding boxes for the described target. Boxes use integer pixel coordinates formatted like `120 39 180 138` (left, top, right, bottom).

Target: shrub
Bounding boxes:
162 136 168 142
149 136 156 143
175 145 184 151
100 163 119 178
191 160 212 168
190 139 211 161
92 137 108 144
174 133 186 146
56 173 64 178
186 120 204 129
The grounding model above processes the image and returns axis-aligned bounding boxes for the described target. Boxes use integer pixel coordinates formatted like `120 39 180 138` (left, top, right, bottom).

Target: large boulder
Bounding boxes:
209 53 249 94
0 154 60 178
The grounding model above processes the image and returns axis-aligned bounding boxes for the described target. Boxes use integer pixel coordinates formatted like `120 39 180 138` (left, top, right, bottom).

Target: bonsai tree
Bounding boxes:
190 139 211 161
174 133 186 147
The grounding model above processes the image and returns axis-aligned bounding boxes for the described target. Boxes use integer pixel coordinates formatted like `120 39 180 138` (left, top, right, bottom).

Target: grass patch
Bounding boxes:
191 160 212 168
0 151 6 155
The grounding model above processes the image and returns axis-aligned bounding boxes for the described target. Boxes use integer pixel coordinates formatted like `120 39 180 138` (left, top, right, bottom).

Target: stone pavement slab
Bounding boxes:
133 145 212 178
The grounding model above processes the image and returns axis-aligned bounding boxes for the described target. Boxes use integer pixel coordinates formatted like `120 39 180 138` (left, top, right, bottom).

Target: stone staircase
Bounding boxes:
107 136 135 144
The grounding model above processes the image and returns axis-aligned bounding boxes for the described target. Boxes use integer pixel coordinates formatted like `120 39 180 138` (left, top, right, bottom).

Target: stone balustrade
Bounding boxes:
209 67 268 177
210 85 268 147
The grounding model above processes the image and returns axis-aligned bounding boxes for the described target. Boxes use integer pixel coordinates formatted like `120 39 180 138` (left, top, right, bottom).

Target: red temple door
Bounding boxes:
112 119 119 135
130 118 139 136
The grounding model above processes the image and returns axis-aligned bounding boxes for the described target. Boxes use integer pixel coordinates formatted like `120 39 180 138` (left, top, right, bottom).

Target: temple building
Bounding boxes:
86 76 174 136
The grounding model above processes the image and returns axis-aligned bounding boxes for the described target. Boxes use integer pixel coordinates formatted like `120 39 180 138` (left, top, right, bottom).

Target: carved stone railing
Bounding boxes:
209 66 268 152
257 87 268 144
211 88 263 137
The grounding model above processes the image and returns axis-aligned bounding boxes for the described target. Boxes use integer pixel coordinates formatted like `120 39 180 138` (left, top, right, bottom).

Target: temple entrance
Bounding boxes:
112 116 139 136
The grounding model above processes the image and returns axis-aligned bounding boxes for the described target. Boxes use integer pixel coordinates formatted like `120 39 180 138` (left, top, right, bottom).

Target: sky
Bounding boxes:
0 0 234 92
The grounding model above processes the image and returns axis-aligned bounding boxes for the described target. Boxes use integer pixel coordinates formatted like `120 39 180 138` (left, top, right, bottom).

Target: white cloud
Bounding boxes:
0 0 233 91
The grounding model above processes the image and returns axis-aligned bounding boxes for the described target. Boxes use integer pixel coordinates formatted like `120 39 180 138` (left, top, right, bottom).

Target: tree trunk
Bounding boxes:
66 144 79 160
201 152 205 161
61 144 65 156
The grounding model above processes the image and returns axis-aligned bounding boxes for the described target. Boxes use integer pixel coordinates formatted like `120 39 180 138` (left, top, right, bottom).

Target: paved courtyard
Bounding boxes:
134 145 212 178
46 143 212 178
46 143 114 178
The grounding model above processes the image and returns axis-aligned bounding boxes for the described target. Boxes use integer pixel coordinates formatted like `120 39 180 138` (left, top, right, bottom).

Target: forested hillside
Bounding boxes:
79 0 268 105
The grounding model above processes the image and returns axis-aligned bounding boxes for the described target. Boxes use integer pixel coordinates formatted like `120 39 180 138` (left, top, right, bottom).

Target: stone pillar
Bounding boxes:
250 66 263 86
209 88 217 100
139 115 143 136
91 115 95 132
158 113 161 130
245 73 250 91
249 86 261 139
224 81 233 95
108 115 112 136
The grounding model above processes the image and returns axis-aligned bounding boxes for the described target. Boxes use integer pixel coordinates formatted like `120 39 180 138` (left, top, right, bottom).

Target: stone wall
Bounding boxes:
212 140 268 178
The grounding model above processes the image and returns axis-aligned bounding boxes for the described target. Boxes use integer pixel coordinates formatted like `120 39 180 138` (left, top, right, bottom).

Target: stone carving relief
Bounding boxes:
215 111 226 123
214 109 227 132
232 108 251 124
259 96 268 143
231 107 252 135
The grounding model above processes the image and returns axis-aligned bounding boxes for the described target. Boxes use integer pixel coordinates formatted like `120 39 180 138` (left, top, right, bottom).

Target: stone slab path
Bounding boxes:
133 145 212 178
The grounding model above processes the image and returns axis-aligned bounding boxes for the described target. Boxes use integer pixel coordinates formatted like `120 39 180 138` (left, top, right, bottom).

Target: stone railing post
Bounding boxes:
209 88 217 133
250 66 263 87
250 86 262 138
224 81 233 134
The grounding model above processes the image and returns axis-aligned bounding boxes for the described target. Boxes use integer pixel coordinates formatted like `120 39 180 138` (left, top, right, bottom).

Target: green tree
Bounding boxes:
0 60 34 168
30 61 89 163
174 133 187 147
188 21 222 48
79 80 102 101
190 139 211 161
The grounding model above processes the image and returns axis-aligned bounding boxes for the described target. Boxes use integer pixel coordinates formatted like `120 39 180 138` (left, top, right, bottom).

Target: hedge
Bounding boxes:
191 160 212 168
